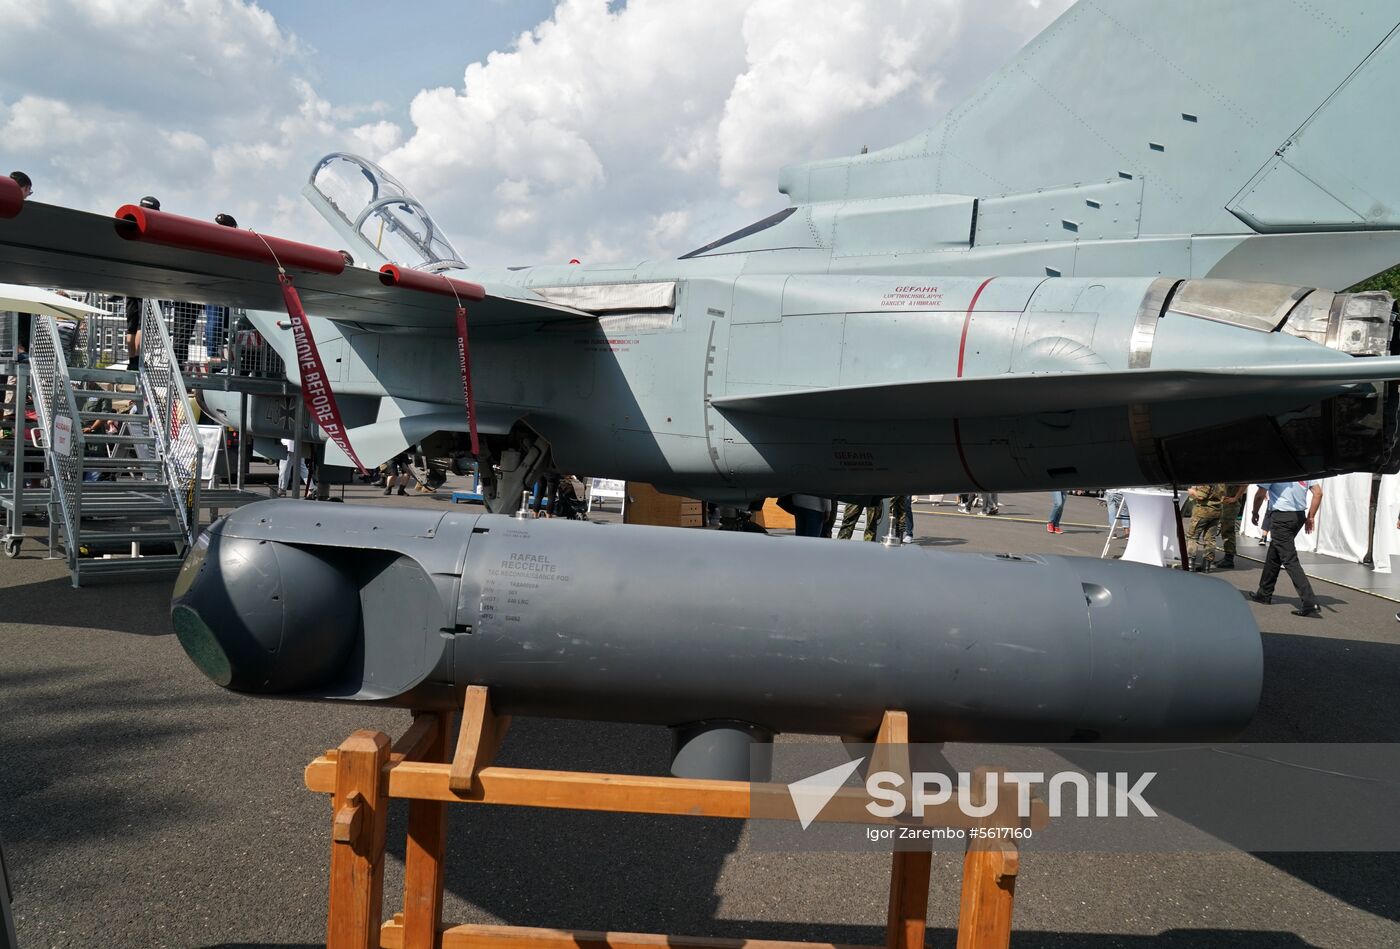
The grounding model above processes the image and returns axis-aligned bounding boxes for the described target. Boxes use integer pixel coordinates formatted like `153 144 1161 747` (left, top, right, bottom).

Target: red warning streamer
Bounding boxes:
278 274 368 474
378 264 485 456
454 305 480 456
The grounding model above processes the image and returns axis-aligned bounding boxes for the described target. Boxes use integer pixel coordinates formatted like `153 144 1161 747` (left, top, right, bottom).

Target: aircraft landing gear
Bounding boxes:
477 427 551 516
716 501 766 533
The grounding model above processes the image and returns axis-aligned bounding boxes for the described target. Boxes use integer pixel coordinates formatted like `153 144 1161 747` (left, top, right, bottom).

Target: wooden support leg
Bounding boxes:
871 710 911 788
402 712 452 949
449 685 511 794
955 842 1018 949
328 729 392 949
886 848 933 949
875 710 930 949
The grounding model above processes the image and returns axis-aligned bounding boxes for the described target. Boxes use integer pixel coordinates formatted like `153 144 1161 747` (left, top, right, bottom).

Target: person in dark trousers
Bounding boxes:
164 300 200 365
784 495 831 537
1248 481 1324 617
123 196 161 367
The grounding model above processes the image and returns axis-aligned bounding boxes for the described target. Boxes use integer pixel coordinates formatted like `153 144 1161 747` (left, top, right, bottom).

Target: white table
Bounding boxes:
1114 488 1188 567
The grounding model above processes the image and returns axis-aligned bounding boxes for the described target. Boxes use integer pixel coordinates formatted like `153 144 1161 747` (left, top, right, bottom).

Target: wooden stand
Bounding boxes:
622 482 705 528
305 688 1035 949
751 498 796 531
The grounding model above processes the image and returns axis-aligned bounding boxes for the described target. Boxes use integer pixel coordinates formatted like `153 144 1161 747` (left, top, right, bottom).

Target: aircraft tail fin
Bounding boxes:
777 1 1400 287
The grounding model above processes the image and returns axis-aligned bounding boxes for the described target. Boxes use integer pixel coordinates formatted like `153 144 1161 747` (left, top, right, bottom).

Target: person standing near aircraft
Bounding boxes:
1046 490 1066 534
836 499 882 541
891 494 915 544
1186 484 1225 570
1248 481 1324 617
123 196 161 367
787 494 831 538
1218 483 1247 568
384 450 412 497
164 300 200 366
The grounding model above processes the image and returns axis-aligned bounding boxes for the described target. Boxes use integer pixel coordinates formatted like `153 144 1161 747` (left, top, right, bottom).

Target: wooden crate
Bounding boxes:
752 498 795 531
623 482 704 527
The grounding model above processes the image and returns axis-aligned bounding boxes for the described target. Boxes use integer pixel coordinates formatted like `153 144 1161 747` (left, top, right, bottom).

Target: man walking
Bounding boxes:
1248 481 1324 617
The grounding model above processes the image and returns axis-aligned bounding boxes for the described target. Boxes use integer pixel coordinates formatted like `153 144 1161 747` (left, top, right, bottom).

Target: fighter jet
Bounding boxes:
3 0 1400 511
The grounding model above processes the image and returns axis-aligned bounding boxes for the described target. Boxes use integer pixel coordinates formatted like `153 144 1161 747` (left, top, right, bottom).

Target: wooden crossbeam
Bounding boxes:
380 921 881 949
391 712 445 764
307 757 1041 830
318 708 1032 949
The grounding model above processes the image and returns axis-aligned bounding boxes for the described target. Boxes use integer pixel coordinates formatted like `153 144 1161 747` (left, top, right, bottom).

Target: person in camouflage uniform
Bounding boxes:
1186 483 1226 570
1218 483 1247 568
837 499 884 541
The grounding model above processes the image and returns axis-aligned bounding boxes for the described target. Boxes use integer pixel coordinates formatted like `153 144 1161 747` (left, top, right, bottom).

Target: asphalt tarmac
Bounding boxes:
2 479 1398 948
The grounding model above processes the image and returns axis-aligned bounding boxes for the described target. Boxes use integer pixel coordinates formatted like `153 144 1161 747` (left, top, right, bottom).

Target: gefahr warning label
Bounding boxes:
879 285 943 309
478 550 573 630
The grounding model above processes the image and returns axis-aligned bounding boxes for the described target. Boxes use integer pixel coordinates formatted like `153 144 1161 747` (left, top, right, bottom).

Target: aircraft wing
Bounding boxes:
712 360 1400 421
0 201 592 329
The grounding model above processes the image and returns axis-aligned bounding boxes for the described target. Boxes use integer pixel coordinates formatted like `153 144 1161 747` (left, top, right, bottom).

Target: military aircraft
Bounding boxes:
3 0 1400 512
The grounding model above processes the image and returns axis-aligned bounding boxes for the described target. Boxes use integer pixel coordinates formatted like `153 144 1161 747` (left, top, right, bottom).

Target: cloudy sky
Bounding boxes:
0 0 1071 268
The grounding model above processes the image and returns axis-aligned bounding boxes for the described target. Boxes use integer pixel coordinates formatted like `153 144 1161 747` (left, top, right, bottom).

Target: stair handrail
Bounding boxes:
137 300 202 544
25 315 87 567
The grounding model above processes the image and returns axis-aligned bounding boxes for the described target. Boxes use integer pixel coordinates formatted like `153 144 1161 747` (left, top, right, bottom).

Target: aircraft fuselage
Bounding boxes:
248 268 1396 502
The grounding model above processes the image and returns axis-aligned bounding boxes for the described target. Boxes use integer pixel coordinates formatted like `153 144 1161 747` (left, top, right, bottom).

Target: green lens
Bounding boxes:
171 605 233 687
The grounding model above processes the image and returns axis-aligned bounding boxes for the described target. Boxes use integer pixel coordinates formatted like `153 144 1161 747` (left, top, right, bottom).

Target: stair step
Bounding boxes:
79 529 185 545
74 391 144 404
80 411 142 422
70 367 140 385
75 554 186 578
84 434 157 445
80 505 178 518
81 457 163 469
78 480 169 491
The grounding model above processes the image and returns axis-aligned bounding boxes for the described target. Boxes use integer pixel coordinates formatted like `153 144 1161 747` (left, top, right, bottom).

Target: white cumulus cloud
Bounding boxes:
383 0 1070 265
0 0 1072 267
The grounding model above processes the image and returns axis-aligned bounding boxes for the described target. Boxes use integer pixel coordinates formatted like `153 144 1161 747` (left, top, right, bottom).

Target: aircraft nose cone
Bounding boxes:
171 522 360 693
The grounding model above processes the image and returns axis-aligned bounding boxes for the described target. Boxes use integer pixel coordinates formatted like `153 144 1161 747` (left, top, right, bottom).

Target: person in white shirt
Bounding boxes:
1247 481 1323 617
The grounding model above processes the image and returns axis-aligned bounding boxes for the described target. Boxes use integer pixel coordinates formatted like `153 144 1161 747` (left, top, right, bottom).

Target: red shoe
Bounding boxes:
1046 523 1064 534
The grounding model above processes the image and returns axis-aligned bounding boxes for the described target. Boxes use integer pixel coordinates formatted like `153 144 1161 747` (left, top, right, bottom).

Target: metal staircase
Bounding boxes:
25 301 202 585
1 361 48 559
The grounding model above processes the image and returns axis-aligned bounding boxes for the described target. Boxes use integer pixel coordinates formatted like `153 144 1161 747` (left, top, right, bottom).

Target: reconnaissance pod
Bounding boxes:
171 502 1261 778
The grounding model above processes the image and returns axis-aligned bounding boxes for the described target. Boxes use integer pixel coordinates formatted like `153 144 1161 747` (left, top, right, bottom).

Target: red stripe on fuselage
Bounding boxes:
953 277 995 490
955 277 995 379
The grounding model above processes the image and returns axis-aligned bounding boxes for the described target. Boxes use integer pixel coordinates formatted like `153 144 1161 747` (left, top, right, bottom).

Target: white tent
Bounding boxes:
0 283 105 322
